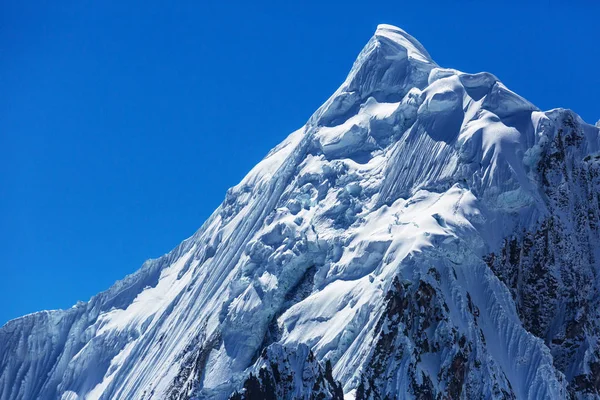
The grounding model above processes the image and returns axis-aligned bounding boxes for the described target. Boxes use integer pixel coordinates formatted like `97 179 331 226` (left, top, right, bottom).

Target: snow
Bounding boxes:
95 246 196 335
2 24 600 400
85 341 136 400
374 24 434 64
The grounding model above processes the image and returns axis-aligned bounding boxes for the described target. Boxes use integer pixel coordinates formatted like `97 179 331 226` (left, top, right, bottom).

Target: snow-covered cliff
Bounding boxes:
2 24 599 400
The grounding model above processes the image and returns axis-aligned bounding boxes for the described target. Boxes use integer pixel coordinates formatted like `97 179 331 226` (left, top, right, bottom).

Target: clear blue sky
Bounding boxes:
1 0 599 326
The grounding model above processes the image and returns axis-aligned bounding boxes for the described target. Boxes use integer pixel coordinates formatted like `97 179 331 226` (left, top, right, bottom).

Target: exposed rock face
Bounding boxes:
1 25 599 400
230 344 343 400
486 112 600 398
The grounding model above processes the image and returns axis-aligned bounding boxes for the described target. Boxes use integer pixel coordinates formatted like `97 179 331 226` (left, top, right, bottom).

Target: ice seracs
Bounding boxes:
1 24 600 400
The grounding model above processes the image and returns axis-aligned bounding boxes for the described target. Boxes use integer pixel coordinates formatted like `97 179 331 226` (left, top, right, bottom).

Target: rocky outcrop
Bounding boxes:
230 344 343 400
486 112 600 398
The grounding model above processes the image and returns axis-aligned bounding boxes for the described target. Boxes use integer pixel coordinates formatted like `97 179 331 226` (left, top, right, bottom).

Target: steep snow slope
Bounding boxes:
1 24 600 400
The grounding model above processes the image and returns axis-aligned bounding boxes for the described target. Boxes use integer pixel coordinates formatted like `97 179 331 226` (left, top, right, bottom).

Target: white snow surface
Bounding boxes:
1 24 600 400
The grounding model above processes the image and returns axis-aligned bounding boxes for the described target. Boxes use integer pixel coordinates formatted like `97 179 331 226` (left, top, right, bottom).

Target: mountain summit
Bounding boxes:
2 25 600 400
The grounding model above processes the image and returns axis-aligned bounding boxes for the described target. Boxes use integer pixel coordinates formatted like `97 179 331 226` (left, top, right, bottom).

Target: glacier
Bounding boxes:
1 24 600 400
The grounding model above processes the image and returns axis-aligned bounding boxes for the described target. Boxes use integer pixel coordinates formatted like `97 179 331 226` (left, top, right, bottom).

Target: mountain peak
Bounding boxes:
311 25 436 127
374 24 435 64
2 24 600 400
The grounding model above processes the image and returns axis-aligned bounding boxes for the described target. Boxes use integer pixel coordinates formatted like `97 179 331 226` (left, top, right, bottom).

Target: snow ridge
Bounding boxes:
1 25 600 400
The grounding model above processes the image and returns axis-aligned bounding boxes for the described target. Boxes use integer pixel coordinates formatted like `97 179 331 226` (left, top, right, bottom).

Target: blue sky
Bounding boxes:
1 0 599 326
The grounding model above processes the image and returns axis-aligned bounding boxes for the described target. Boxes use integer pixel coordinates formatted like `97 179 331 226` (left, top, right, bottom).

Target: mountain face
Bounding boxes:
2 24 600 400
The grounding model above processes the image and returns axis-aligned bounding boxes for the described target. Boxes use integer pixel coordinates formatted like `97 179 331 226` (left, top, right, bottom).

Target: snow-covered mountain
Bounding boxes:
2 24 600 400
